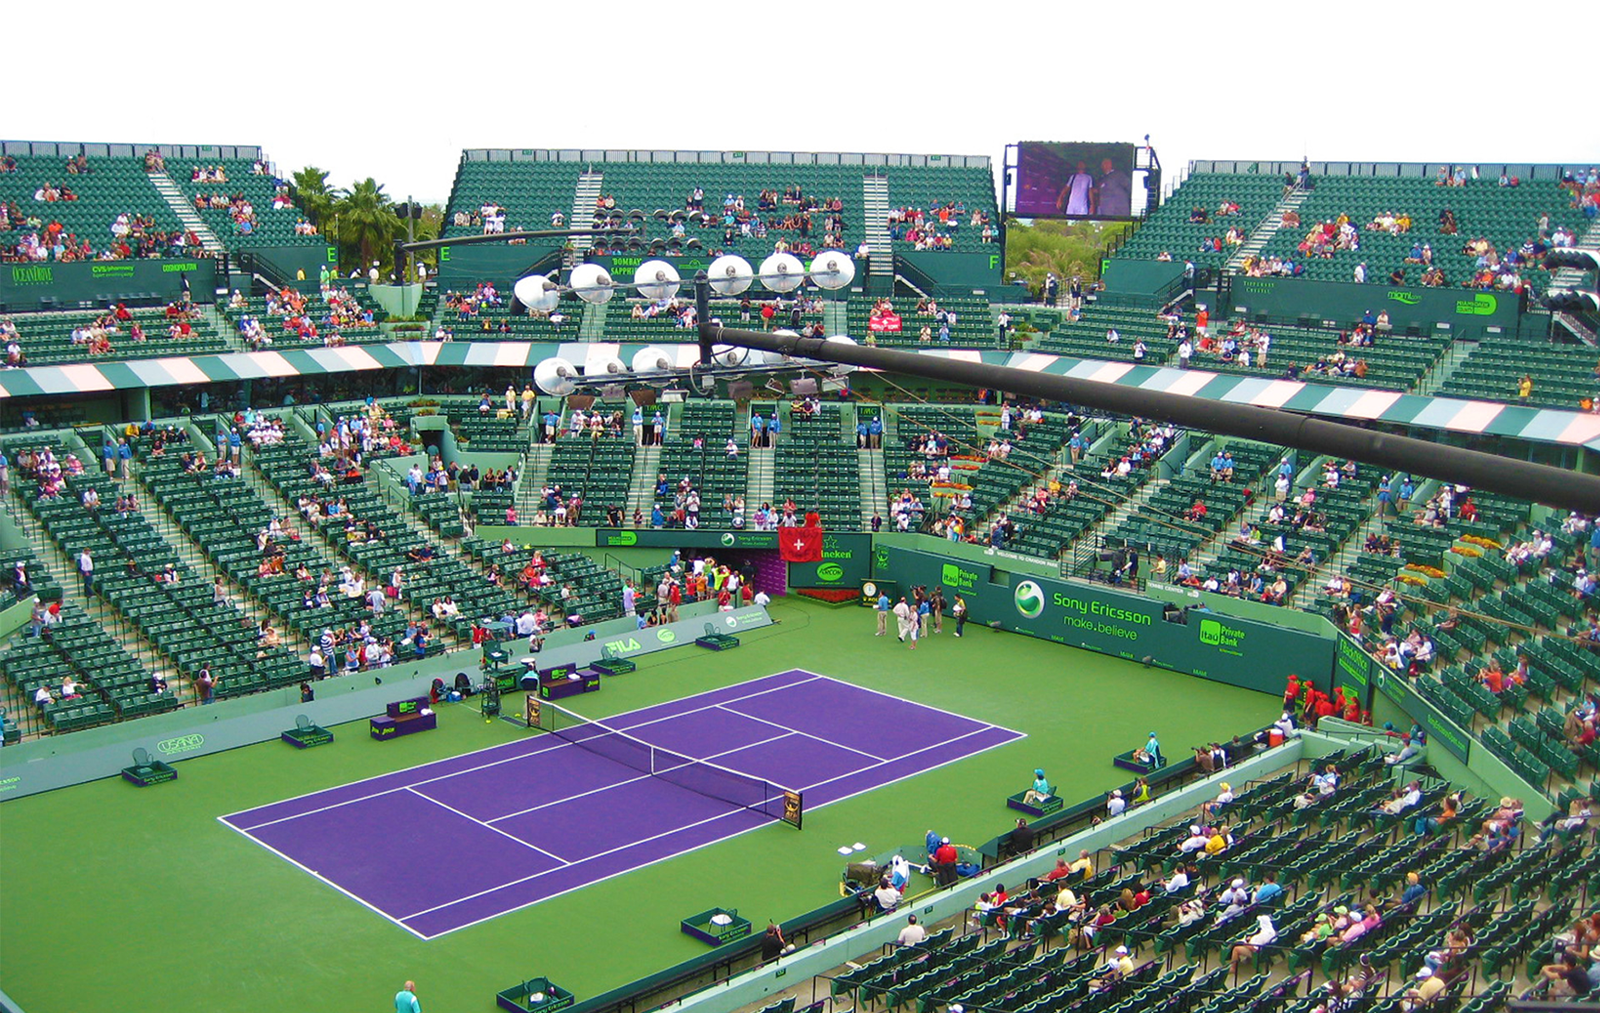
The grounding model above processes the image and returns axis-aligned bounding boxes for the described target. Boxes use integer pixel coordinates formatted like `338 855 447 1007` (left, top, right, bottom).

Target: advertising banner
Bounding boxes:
872 544 1332 696
786 534 872 588
1229 275 1520 337
2 257 218 312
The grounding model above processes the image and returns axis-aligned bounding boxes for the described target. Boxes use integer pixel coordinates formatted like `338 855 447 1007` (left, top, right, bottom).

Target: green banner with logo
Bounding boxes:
787 534 871 588
1332 632 1376 708
597 529 779 550
872 544 1331 696
2 257 218 312
1370 662 1472 762
1229 275 1520 337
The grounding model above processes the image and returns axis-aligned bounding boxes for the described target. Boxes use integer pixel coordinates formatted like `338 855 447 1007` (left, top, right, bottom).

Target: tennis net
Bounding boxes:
532 698 803 828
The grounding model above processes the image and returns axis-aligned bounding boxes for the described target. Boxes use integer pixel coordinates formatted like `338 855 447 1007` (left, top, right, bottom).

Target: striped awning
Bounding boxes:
2 341 1598 452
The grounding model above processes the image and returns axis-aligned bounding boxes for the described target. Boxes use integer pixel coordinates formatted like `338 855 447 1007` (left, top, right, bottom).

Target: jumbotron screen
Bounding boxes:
1014 141 1137 220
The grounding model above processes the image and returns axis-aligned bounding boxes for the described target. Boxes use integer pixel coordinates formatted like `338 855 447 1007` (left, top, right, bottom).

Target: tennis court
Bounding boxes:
219 669 1024 938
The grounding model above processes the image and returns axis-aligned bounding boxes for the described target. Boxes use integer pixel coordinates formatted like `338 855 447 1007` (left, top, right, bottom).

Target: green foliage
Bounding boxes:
289 167 336 233
332 178 398 275
1004 219 1133 297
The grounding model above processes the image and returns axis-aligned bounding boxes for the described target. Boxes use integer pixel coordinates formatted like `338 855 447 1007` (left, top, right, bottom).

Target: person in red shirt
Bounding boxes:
1313 694 1336 724
1481 661 1505 695
1284 674 1301 708
667 580 682 622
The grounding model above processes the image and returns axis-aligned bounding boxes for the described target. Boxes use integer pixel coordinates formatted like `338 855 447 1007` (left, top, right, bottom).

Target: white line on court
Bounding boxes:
405 787 572 865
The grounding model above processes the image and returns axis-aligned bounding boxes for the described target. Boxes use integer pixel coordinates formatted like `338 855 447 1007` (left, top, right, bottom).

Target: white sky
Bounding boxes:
10 1 1595 206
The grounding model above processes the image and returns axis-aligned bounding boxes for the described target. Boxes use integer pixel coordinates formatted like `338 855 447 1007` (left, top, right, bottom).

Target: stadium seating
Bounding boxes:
169 159 323 248
582 161 861 258
850 294 997 348
1113 172 1286 269
775 404 859 530
544 429 635 525
1439 337 1599 411
1104 442 1277 563
0 152 190 260
441 159 581 240
4 305 230 365
134 445 410 651
1253 176 1587 294
17 463 303 699
250 426 521 639
659 401 748 527
883 164 1000 252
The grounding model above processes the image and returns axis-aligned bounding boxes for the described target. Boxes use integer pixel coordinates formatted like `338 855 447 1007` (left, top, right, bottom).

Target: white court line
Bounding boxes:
484 730 796 824
225 671 821 831
214 814 429 941
810 673 1029 740
406 787 572 865
409 725 1028 939
717 704 888 763
399 805 756 922
600 673 822 733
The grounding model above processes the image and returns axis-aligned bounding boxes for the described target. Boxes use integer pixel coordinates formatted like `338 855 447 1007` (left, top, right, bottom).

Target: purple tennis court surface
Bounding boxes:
219 670 1023 938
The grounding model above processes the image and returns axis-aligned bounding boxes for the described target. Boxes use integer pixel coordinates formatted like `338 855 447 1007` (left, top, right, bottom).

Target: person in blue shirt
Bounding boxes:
651 412 665 446
1252 872 1283 905
1144 731 1163 768
857 419 869 448
751 413 766 449
102 438 117 477
1023 769 1052 806
1588 524 1600 571
1210 453 1226 479
0 448 9 496
917 596 931 638
867 416 882 448
396 972 422 1004
116 438 134 479
1398 478 1415 513
632 406 644 445
650 504 665 529
876 592 891 636
767 412 781 447
1361 308 1377 327
1069 433 1084 465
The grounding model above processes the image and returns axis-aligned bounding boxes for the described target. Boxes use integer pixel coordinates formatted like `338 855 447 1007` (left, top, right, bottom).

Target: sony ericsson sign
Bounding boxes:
1014 580 1153 640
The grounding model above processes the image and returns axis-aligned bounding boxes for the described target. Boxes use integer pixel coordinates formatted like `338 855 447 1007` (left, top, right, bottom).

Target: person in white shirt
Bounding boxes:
1177 825 1210 853
873 877 900 912
1106 788 1126 816
753 590 771 608
516 610 538 637
1165 865 1191 893
896 914 927 947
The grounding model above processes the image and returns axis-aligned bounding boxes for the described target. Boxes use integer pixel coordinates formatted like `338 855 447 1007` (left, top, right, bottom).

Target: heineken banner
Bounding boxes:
1229 275 1520 338
872 544 1333 696
786 534 871 588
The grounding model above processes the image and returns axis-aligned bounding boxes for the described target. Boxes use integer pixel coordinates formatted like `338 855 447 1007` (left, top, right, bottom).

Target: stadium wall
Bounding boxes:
0 258 219 312
1230 275 1521 338
869 543 1334 696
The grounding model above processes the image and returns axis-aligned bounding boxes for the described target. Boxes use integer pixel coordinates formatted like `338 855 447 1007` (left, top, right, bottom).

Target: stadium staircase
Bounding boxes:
1070 470 1171 567
514 443 554 522
578 299 608 340
625 444 661 519
862 174 893 279
567 171 604 261
856 445 884 527
745 431 775 511
1224 186 1310 275
1413 338 1480 396
145 170 228 257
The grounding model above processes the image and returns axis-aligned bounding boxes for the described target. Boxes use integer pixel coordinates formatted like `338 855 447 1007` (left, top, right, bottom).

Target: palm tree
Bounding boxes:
289 167 338 232
334 178 398 273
